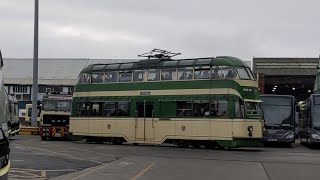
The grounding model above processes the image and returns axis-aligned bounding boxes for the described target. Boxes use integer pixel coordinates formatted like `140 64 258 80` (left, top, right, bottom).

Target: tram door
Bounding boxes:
135 101 155 142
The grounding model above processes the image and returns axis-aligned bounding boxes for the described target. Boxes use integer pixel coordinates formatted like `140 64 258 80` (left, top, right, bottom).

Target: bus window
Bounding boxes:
161 69 177 81
178 67 193 80
104 71 118 83
119 71 132 82
91 73 104 83
148 69 160 81
133 70 145 82
176 101 192 118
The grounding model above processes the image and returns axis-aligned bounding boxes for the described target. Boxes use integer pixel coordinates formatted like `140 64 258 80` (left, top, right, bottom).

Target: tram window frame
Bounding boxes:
211 66 224 80
161 68 177 81
245 101 262 115
245 67 256 80
77 102 90 116
148 69 160 81
194 66 210 80
176 101 193 118
78 73 91 84
234 98 244 118
178 67 193 80
104 71 118 83
117 102 130 116
91 73 104 83
193 101 210 118
235 67 251 80
118 71 133 82
210 100 228 118
103 102 117 116
133 70 146 82
90 102 102 116
219 66 238 79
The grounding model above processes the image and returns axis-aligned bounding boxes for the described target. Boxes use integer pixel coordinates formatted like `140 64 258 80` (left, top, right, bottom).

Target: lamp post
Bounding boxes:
31 0 39 127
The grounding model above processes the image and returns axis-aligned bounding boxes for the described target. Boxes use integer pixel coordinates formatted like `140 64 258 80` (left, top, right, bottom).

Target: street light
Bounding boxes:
31 0 39 127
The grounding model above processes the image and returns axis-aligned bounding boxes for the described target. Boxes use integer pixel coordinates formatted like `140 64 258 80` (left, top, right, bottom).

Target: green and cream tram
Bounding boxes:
70 55 264 148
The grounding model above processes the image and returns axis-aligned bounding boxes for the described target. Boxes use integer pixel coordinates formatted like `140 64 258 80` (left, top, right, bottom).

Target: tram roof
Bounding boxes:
81 56 249 74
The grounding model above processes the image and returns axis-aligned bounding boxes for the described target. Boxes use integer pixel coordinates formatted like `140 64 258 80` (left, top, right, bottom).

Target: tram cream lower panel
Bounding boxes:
70 118 263 143
232 119 263 138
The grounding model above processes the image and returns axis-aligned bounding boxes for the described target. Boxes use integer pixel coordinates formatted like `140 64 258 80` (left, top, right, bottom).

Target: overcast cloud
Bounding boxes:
1 0 320 61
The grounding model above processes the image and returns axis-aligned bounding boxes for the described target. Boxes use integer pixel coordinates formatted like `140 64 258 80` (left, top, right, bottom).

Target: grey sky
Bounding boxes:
0 0 320 61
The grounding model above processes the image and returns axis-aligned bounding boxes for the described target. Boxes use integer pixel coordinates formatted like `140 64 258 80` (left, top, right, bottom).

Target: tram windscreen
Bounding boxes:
261 96 293 127
43 100 71 112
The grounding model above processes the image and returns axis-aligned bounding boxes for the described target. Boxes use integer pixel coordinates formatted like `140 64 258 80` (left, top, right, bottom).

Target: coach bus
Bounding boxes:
70 55 264 148
299 94 320 146
0 50 10 179
260 95 295 146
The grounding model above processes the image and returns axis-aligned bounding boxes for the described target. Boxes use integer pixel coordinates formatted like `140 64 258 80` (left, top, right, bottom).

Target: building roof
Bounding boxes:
253 57 319 76
3 58 133 85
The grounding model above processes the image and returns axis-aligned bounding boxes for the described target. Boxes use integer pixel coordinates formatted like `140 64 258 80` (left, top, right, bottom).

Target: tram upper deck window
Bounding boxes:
78 73 91 84
161 69 177 81
178 67 193 80
215 66 238 79
133 70 145 82
246 67 255 80
119 71 132 82
92 65 106 71
119 63 134 70
91 73 104 83
106 64 120 70
195 59 212 65
162 61 178 67
179 60 195 66
194 66 210 79
148 69 160 81
104 71 118 83
235 67 251 80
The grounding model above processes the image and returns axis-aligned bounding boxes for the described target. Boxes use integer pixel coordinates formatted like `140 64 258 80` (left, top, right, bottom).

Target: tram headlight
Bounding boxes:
247 126 253 132
311 134 320 140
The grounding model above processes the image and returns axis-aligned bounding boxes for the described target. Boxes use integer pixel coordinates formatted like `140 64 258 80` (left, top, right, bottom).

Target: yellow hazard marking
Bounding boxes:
60 128 64 137
131 162 155 180
52 128 56 137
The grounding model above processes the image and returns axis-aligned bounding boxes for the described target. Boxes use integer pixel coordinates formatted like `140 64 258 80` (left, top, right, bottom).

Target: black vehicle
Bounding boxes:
299 94 320 146
261 95 295 146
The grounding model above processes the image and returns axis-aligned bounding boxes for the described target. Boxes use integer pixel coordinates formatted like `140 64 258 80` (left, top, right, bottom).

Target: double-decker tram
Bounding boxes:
70 50 264 148
299 94 320 146
260 95 295 146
